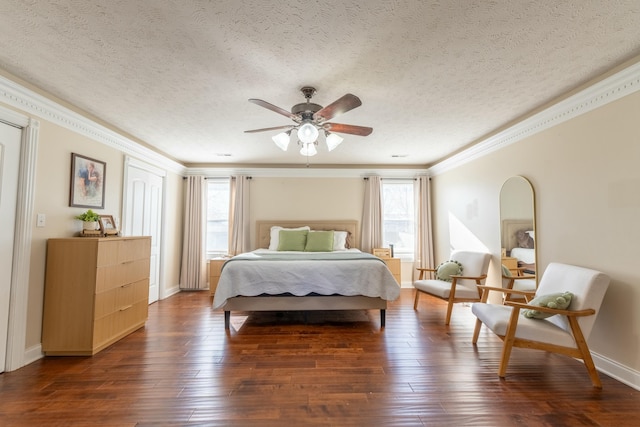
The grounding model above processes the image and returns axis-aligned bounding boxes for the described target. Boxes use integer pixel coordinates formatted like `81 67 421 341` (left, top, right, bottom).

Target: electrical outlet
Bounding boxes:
36 213 46 227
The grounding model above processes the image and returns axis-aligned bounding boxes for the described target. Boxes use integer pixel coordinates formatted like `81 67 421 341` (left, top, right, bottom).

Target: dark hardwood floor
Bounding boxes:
1 289 639 426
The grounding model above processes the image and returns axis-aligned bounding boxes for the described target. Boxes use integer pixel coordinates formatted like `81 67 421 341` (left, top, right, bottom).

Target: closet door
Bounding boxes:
123 158 164 303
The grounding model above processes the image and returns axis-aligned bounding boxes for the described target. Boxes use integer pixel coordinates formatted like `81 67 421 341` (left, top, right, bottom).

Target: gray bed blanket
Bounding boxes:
212 250 401 309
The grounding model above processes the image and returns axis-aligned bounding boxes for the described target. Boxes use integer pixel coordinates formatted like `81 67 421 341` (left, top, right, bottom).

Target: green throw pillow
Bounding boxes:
435 260 463 282
501 264 512 277
522 291 573 319
277 229 308 251
305 230 334 252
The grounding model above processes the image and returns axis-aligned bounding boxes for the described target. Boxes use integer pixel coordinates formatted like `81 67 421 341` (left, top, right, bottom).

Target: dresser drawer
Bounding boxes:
95 279 149 319
93 299 148 349
96 258 150 292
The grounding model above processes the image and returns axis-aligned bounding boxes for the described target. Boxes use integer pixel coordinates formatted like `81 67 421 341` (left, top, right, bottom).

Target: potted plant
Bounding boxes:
75 209 100 230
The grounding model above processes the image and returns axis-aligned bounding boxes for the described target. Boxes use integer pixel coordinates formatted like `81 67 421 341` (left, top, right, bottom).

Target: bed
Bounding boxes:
501 219 536 274
212 220 401 329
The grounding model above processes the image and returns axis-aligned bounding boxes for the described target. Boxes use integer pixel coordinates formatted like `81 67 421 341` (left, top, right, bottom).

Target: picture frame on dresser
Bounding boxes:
98 214 119 236
69 153 106 209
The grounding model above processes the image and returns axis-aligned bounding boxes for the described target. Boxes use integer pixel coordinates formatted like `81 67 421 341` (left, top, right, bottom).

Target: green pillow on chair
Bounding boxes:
435 260 463 282
522 291 573 319
501 264 512 277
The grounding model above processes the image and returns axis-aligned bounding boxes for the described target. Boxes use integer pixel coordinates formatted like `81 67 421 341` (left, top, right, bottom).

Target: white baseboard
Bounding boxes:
21 344 43 369
162 285 181 299
594 351 640 391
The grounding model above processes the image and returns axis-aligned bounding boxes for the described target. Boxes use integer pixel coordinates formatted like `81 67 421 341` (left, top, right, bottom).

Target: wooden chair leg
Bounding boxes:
498 307 520 378
568 317 602 388
413 290 420 310
472 318 483 344
445 300 454 325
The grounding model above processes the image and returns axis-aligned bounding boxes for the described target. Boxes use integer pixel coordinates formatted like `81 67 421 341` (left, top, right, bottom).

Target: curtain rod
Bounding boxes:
182 176 252 180
363 177 417 181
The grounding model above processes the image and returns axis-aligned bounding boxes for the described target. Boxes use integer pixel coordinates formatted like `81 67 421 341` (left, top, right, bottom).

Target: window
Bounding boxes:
382 180 415 260
206 178 230 258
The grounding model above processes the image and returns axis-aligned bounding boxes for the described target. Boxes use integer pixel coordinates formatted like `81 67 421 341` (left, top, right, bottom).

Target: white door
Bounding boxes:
0 122 21 373
123 161 164 303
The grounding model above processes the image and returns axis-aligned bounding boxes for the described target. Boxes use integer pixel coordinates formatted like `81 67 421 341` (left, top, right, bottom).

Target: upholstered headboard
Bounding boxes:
501 219 534 252
256 220 360 250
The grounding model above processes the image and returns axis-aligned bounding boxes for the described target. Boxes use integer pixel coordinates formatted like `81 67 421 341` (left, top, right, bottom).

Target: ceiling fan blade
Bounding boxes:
248 99 297 120
314 94 362 121
323 123 373 136
244 125 294 133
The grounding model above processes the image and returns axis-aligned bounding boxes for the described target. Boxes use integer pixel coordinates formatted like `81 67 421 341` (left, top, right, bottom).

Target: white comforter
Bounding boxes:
212 249 401 310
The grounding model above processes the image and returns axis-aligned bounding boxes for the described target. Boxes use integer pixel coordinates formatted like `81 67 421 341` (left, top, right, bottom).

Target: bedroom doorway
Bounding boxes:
123 157 164 304
0 121 21 373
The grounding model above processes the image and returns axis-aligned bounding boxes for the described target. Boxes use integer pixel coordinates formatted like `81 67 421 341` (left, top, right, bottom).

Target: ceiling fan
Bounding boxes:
244 86 373 156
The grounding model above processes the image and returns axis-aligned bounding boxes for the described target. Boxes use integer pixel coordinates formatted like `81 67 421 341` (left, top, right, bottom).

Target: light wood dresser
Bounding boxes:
42 236 151 356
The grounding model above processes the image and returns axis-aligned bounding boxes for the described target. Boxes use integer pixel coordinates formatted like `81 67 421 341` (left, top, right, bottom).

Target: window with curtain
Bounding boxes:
206 178 230 258
382 180 415 260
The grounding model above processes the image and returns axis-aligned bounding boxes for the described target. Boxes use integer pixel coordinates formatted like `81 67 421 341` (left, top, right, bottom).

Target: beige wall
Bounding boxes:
162 172 184 296
248 177 365 248
430 89 640 374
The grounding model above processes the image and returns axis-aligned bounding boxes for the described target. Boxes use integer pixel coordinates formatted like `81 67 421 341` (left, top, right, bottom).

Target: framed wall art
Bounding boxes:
69 153 106 208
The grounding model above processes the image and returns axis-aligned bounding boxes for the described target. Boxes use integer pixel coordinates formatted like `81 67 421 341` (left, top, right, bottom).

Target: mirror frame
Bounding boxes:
499 176 537 286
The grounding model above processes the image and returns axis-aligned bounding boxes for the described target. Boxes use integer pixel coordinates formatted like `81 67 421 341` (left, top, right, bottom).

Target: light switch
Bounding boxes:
36 213 46 227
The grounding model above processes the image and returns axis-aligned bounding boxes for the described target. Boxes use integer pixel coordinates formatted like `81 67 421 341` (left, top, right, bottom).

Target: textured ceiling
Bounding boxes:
1 1 639 167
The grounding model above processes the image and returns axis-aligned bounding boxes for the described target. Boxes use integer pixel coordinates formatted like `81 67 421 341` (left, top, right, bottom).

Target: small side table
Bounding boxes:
209 258 230 296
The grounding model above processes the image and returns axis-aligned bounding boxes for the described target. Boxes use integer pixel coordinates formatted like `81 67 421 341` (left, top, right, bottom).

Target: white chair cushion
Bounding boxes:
512 278 536 292
414 279 480 299
471 303 576 348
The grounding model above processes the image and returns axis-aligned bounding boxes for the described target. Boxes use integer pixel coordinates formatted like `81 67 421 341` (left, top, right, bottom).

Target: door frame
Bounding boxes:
0 105 39 372
122 156 166 300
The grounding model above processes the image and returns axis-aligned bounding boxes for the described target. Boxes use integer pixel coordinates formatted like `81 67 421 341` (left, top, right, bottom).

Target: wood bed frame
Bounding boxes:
222 220 389 329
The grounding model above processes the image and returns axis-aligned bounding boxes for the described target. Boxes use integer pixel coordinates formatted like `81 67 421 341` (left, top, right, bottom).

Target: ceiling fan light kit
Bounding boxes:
246 86 372 159
298 121 319 144
271 130 291 151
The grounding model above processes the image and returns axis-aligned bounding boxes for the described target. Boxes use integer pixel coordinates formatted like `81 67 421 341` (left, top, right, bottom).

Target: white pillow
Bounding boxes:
268 226 310 250
333 231 349 251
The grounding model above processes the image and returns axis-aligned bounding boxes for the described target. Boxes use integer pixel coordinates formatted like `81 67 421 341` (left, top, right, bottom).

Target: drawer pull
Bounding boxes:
121 284 132 288
119 305 133 311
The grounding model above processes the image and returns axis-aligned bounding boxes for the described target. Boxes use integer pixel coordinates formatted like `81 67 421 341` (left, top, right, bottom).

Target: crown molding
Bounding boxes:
0 74 186 175
428 60 640 176
185 166 429 179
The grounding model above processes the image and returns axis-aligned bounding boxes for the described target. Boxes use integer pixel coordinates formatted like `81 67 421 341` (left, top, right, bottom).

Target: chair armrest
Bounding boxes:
505 301 596 317
476 285 535 303
502 274 535 279
450 274 487 281
416 267 436 280
478 285 534 296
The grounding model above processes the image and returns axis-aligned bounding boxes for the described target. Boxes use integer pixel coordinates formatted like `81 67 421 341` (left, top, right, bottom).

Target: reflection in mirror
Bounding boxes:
500 176 537 290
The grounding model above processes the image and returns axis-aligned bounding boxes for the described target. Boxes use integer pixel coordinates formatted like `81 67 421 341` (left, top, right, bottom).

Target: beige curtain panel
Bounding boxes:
179 176 207 290
361 176 382 253
414 175 435 280
229 175 251 255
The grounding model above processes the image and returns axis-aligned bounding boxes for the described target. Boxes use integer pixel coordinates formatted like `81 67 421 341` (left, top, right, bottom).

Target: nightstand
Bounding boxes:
378 256 401 285
501 256 519 275
209 258 229 296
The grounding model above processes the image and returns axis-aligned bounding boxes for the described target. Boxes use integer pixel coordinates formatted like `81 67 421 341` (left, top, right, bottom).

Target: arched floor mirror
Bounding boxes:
500 176 537 289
